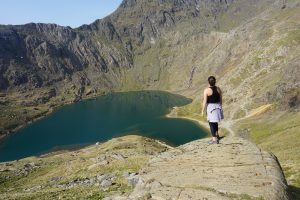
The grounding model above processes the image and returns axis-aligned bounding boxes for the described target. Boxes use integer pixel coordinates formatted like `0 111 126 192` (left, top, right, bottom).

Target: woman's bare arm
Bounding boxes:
201 89 208 116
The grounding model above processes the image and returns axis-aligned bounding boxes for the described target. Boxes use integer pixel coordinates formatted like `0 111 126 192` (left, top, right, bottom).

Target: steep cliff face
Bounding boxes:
108 0 234 43
0 23 132 91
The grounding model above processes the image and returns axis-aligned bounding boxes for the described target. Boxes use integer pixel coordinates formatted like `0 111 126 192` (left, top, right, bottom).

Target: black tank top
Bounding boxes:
207 86 220 103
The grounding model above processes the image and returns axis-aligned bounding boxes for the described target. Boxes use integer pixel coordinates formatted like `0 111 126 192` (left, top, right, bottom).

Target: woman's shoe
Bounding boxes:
208 140 218 145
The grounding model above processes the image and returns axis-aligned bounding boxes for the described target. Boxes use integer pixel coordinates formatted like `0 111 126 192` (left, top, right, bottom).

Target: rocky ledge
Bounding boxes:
109 137 289 200
0 136 289 199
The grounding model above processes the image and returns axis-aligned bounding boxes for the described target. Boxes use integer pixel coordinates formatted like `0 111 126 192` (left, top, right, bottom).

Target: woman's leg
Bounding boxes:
209 122 218 142
215 123 219 138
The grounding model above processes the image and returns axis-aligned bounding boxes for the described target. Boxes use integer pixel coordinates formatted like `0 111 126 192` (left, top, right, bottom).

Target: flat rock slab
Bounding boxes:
131 137 288 200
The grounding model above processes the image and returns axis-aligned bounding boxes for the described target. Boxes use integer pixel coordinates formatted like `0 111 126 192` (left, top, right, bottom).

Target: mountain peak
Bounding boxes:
119 0 137 8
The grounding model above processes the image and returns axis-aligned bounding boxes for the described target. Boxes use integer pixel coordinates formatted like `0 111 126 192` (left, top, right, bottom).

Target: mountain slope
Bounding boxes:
0 0 300 197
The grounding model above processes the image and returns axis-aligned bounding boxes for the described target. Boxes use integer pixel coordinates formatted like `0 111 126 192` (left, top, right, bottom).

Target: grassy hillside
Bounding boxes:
0 135 168 199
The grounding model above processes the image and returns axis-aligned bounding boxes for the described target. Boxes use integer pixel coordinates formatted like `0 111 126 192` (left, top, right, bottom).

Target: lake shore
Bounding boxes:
165 106 234 137
0 109 52 141
165 106 209 129
0 93 103 142
0 90 206 162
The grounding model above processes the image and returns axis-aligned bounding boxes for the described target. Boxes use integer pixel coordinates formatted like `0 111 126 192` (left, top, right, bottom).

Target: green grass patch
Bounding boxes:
235 110 300 197
278 29 300 47
0 135 166 199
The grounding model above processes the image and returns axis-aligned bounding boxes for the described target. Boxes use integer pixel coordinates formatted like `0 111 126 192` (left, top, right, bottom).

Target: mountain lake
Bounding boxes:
0 91 208 162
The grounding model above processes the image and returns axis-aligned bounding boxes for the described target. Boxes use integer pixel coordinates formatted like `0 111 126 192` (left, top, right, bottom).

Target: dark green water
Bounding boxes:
0 91 207 162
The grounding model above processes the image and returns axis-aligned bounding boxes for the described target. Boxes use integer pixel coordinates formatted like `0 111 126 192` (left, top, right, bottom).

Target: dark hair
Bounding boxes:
208 76 216 86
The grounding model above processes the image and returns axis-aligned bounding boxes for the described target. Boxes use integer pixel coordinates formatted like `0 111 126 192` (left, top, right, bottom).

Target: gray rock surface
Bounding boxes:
126 137 289 200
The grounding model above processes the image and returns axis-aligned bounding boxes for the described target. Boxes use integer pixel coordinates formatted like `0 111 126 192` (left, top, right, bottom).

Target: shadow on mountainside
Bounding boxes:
288 185 300 199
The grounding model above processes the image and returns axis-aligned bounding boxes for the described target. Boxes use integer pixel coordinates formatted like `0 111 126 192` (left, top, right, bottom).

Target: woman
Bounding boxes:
201 76 224 144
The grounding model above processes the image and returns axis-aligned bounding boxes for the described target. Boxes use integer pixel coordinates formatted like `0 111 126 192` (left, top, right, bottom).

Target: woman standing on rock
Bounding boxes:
201 76 224 144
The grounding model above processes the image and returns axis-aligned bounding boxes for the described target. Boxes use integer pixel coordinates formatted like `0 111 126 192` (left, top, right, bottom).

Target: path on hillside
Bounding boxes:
166 107 235 136
104 108 289 200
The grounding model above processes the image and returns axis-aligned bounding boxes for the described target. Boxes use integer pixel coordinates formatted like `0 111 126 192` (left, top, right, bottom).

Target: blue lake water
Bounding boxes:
0 91 208 162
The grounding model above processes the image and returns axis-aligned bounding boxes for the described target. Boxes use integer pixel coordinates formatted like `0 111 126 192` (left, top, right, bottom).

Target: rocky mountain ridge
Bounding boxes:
0 22 132 90
0 135 290 200
0 0 286 92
